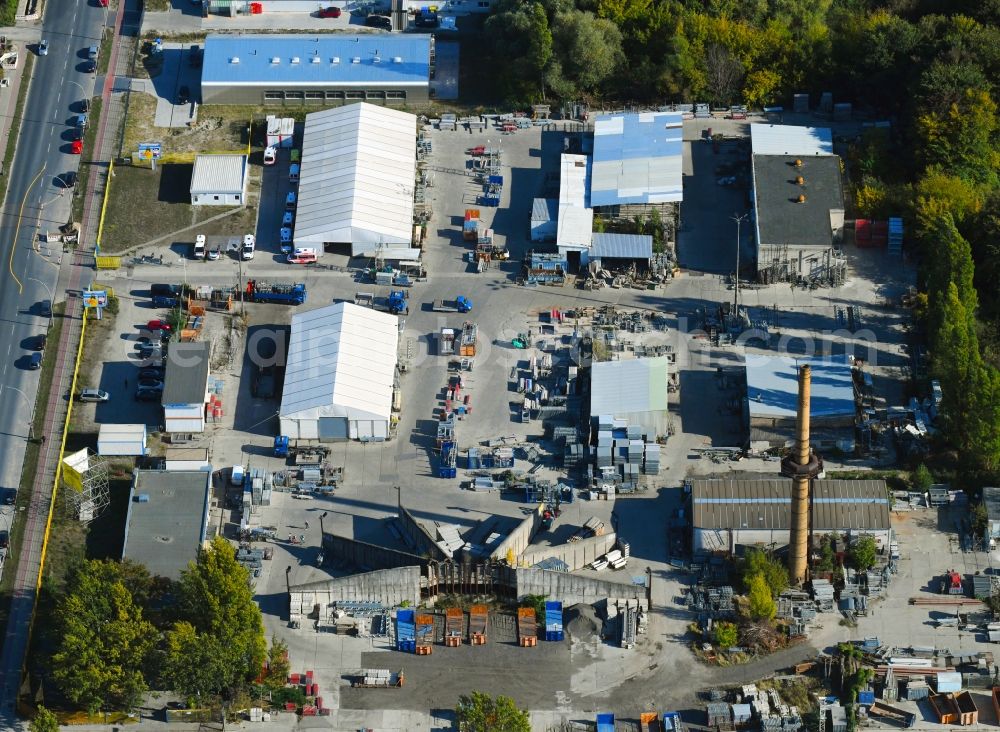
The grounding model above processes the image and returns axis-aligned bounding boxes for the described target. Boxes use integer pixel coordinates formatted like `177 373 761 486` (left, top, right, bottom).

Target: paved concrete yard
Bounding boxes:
99 116 940 722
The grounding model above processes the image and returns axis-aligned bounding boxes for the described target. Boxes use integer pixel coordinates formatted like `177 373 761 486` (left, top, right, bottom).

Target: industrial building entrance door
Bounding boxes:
317 417 349 441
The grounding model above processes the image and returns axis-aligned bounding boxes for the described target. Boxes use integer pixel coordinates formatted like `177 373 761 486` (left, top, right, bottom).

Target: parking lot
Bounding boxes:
75 113 954 723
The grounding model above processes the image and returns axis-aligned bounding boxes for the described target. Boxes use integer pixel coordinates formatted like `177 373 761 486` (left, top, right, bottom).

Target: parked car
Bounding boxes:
71 139 83 155
207 246 221 260
241 234 255 261
151 283 181 299
280 227 292 245
282 211 294 227
318 6 341 17
38 299 52 318
287 248 318 265
147 319 172 332
263 146 277 166
28 352 42 370
62 171 77 188
193 234 206 259
79 388 110 402
88 44 99 59
365 14 392 29
83 59 96 73
135 389 160 402
152 295 179 308
38 39 48 56
138 368 163 380
33 334 47 351
285 191 297 210
137 379 164 391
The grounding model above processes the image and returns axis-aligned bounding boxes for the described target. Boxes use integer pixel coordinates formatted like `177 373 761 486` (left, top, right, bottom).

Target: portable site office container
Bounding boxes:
97 423 148 456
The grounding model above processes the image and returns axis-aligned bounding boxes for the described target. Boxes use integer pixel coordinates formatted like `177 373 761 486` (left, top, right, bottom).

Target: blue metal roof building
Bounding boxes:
201 34 432 106
591 112 684 207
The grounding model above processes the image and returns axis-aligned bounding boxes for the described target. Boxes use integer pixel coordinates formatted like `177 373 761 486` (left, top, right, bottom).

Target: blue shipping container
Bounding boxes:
596 713 615 732
396 609 416 652
858 691 875 705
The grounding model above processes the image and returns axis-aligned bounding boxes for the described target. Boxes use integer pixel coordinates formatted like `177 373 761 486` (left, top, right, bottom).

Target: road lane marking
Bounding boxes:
10 166 45 288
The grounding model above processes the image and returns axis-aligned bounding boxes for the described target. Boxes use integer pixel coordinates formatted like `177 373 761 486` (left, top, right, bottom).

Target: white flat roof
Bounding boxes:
745 354 854 420
591 357 670 416
750 123 834 156
556 154 593 249
190 154 247 195
295 103 416 249
280 302 399 423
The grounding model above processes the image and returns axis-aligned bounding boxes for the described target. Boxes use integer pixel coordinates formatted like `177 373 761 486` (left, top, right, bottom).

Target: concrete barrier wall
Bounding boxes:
490 505 543 561
520 532 617 571
398 505 446 560
515 567 645 605
289 567 421 613
322 532 428 571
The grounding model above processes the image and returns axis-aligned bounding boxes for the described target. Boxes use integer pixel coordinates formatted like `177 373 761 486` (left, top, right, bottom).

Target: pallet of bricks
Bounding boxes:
285 670 330 716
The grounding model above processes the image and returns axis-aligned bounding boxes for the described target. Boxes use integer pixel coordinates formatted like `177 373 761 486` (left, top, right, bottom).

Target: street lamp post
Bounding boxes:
26 277 54 330
732 213 749 312
2 385 35 441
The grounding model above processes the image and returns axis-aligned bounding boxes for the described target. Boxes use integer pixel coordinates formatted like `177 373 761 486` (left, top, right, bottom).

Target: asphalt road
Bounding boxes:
0 0 109 716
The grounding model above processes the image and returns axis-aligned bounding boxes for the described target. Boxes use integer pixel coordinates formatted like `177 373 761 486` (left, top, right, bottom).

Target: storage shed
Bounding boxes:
97 423 147 456
279 302 398 441
530 198 558 242
189 154 248 207
162 342 211 435
589 232 653 269
294 103 417 255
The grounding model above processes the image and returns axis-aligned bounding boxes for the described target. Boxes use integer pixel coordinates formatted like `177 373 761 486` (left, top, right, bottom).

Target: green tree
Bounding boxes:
263 637 291 691
30 706 60 732
50 561 155 712
746 573 776 621
456 691 531 732
917 88 1000 186
712 621 738 649
741 548 788 598
167 537 266 699
548 10 624 97
912 464 933 493
815 535 836 574
973 502 989 539
483 2 553 100
847 536 878 570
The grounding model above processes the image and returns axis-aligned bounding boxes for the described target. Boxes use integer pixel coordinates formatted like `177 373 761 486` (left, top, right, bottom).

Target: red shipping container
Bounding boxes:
284 702 297 712
313 683 319 696
306 670 314 682
316 697 323 709
305 683 313 696
289 673 300 684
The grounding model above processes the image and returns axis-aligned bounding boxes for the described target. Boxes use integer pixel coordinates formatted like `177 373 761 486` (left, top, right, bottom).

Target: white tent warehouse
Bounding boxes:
279 302 399 441
294 103 417 256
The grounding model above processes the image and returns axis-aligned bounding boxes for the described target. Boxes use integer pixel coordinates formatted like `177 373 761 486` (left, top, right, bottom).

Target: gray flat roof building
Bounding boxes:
163 342 211 405
691 478 891 553
122 470 212 579
753 155 843 250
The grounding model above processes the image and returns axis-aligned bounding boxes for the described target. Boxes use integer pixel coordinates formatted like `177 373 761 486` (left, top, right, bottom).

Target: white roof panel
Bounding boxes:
280 302 399 422
750 123 834 156
295 103 416 250
557 154 593 249
190 154 247 195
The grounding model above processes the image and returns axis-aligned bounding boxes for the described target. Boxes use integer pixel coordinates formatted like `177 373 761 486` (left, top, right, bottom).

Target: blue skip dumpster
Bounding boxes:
396 609 416 653
544 600 564 641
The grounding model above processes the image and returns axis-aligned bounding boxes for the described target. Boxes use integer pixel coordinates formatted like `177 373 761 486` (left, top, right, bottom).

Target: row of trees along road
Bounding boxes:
44 537 270 713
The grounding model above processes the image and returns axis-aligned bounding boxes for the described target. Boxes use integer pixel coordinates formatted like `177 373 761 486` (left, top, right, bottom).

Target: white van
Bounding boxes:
289 163 300 184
